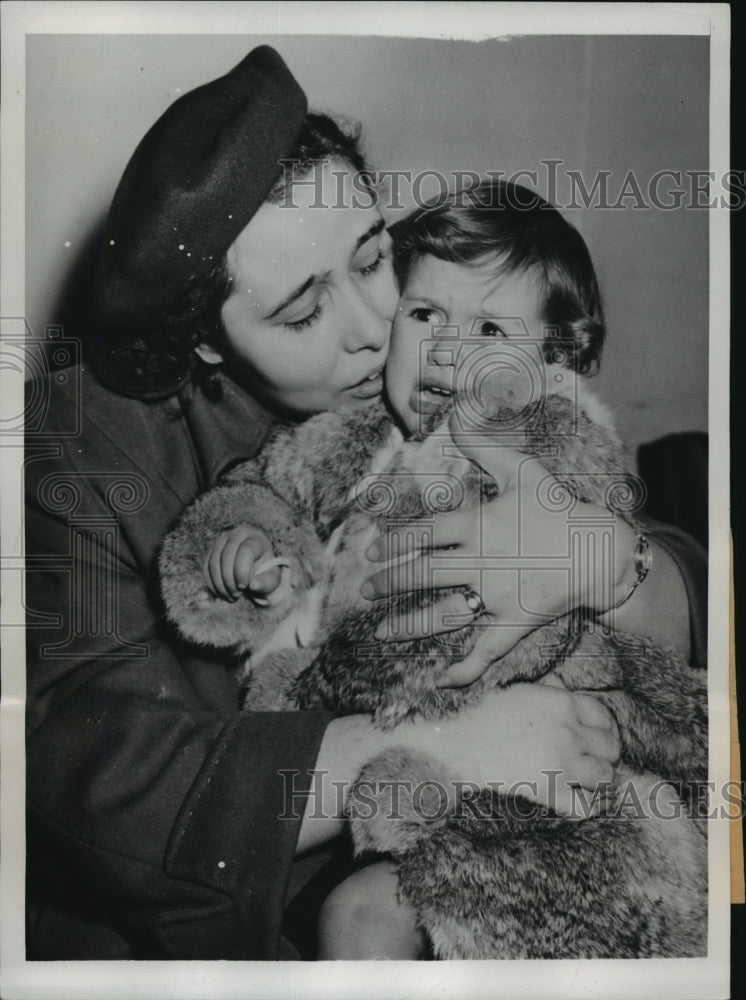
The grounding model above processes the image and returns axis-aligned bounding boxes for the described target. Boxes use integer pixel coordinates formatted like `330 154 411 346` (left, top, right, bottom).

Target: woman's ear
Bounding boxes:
195 343 224 365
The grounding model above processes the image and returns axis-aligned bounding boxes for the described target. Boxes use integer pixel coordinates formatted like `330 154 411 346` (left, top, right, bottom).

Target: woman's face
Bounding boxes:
198 160 398 418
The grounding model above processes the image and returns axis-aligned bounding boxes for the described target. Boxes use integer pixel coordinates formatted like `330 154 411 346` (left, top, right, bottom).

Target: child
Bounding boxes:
160 180 685 959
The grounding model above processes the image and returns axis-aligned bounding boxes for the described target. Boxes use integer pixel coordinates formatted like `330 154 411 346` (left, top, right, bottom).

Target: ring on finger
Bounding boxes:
463 588 486 618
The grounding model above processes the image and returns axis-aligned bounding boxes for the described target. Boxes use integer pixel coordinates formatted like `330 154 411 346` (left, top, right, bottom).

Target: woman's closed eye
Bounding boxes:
356 249 387 277
283 245 390 333
282 299 324 333
352 229 392 278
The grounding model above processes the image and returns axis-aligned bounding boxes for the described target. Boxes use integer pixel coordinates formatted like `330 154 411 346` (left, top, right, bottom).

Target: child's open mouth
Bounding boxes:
410 379 454 413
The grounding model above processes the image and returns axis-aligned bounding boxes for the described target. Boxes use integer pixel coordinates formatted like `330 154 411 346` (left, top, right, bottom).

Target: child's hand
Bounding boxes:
203 524 281 602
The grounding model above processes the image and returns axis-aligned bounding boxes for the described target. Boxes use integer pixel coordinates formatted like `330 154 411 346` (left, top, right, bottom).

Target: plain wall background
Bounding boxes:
25 32 710 456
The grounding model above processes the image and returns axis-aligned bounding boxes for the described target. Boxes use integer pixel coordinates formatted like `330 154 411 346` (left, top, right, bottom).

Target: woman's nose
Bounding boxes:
342 286 395 353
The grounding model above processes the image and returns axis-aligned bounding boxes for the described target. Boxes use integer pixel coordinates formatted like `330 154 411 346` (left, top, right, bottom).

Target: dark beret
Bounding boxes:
98 46 307 329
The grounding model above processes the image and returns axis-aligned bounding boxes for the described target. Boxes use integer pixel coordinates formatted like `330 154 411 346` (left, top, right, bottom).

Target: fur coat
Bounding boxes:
160 365 707 959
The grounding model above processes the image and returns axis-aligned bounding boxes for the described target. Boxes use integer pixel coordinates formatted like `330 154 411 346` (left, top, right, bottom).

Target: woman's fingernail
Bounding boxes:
365 543 381 561
360 581 375 600
374 624 387 641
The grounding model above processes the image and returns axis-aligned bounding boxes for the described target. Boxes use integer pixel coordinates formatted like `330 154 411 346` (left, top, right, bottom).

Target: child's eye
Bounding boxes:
284 301 324 333
475 320 506 338
410 307 436 324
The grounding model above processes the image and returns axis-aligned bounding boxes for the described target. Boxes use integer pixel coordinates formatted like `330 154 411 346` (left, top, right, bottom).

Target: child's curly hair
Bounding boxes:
94 112 369 401
391 179 606 375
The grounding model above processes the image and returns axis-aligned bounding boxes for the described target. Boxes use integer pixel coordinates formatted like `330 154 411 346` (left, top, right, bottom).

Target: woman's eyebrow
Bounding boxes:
354 217 385 252
265 275 317 320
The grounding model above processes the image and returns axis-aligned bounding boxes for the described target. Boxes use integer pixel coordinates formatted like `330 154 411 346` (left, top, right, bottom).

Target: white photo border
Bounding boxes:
1 3 732 999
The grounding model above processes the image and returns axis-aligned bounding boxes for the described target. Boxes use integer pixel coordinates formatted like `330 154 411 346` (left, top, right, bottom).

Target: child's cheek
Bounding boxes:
392 316 421 363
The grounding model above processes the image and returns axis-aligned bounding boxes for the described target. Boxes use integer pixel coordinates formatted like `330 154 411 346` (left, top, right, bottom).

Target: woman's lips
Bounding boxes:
346 367 385 399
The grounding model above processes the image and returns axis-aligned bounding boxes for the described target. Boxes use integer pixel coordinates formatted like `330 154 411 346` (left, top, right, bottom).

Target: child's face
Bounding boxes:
385 255 546 434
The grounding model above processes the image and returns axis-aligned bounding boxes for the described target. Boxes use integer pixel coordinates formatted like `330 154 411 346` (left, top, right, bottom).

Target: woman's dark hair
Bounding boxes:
96 112 368 400
391 179 606 375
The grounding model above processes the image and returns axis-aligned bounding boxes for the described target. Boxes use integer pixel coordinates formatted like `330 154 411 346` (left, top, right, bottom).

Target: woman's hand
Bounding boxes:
362 434 636 685
299 680 621 850
203 524 282 602
401 681 620 817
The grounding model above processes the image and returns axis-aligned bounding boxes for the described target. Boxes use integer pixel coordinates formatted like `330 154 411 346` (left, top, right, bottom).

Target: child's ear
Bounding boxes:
195 343 224 365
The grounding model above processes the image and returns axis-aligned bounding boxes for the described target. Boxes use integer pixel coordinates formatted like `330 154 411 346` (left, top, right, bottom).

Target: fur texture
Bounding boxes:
160 365 707 958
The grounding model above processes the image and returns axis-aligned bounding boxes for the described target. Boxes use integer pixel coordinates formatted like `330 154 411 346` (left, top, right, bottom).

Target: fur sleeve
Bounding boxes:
159 479 323 654
159 401 396 654
241 403 400 538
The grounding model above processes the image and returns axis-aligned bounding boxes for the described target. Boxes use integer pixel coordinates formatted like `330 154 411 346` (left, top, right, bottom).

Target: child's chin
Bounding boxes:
396 394 452 438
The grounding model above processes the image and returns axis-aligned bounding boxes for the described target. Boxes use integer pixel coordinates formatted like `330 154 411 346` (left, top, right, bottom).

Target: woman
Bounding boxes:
25 46 703 960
